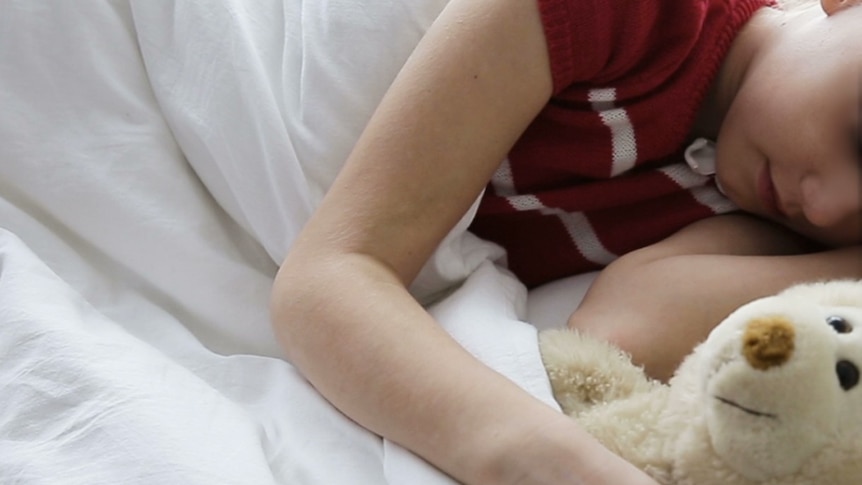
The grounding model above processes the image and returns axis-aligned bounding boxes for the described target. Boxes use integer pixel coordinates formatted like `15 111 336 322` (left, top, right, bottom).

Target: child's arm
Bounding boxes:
569 214 862 381
271 0 659 484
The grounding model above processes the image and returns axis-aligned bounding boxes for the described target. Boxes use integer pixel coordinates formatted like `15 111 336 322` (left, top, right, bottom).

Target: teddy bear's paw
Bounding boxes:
539 328 657 416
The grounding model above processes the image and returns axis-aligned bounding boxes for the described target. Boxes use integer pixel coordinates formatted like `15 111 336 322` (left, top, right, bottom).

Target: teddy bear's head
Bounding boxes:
669 280 862 484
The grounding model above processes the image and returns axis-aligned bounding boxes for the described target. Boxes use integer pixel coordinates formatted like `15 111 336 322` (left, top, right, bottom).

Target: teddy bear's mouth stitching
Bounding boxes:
715 396 778 419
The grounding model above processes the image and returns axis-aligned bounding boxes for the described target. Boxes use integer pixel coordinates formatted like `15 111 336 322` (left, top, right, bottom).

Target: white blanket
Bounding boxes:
0 2 592 484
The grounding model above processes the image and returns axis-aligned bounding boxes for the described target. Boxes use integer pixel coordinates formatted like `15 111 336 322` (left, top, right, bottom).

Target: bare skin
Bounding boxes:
712 0 862 245
272 0 862 484
570 214 862 382
572 0 862 381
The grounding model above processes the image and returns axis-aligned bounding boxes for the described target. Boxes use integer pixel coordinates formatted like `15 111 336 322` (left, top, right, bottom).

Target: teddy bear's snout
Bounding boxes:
742 316 796 371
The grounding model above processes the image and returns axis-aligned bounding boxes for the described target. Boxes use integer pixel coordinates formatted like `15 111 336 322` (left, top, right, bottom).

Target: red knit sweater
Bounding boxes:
469 0 774 287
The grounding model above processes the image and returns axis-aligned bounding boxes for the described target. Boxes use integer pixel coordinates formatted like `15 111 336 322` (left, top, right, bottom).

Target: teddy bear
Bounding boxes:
538 279 862 485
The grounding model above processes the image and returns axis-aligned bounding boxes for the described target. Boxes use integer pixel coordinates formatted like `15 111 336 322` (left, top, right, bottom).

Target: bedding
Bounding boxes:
0 1 596 484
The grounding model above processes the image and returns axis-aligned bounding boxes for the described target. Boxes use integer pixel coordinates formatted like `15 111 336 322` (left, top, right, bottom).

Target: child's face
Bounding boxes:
715 0 862 246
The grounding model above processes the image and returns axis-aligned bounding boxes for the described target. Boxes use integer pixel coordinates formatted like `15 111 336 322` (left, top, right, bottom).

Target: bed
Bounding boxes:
0 2 598 483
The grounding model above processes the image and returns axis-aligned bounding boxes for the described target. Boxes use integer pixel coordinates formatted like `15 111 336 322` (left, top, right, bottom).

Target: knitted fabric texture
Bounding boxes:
469 0 773 287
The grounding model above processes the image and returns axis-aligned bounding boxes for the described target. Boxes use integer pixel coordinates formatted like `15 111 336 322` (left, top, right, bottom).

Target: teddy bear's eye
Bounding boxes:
827 316 852 334
837 360 860 391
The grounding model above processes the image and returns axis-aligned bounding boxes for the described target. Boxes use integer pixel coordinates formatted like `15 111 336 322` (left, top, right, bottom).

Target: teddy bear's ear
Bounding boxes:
538 329 655 416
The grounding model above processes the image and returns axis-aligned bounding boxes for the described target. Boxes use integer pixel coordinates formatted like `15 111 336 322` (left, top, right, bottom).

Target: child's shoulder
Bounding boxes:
536 0 773 91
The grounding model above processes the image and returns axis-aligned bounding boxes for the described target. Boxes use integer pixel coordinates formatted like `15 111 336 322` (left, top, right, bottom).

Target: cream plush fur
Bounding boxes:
539 279 862 485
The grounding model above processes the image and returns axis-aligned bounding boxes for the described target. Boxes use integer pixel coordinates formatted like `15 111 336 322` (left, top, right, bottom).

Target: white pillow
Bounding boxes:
132 0 501 302
526 272 599 331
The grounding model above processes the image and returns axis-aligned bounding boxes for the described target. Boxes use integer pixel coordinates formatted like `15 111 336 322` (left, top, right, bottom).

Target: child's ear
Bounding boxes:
821 0 862 16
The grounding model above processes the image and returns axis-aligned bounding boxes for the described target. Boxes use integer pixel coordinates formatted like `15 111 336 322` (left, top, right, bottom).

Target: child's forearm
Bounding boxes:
271 253 657 485
267 0 663 482
272 254 517 482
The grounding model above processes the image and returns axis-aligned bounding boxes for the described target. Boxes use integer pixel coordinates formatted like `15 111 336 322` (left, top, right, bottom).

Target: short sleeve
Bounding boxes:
536 0 605 94
535 0 713 95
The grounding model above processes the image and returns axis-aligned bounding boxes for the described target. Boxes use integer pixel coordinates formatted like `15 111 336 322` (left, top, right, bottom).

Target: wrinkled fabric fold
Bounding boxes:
0 1 561 484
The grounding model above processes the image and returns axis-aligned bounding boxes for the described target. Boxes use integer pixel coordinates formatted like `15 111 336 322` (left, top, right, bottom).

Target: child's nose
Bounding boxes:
801 172 862 228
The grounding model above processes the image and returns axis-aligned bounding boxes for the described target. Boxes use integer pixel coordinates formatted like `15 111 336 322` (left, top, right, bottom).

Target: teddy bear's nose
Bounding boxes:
742 316 796 370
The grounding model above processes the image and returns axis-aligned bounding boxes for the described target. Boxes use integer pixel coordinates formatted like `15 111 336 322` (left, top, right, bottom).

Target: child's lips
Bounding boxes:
758 165 786 218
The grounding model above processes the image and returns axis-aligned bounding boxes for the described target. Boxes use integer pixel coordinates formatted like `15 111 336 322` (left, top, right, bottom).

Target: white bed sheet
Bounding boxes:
0 2 593 484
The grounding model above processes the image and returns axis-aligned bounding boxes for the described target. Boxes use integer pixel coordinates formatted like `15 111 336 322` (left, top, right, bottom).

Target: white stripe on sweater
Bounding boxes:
588 88 616 110
490 158 516 197
660 164 738 214
590 88 637 177
503 195 617 266
557 211 618 265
